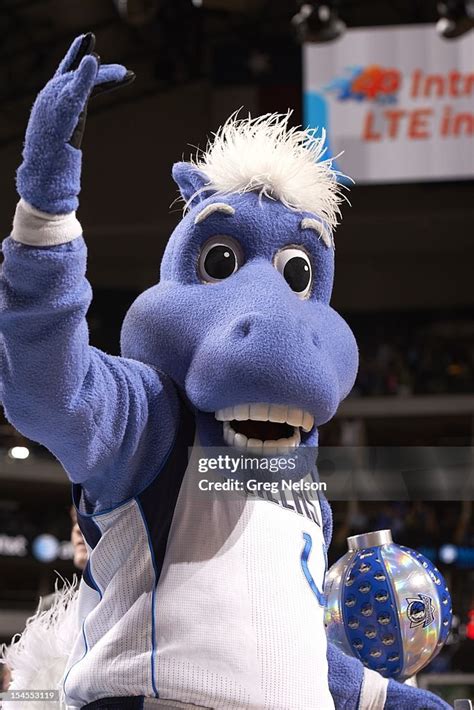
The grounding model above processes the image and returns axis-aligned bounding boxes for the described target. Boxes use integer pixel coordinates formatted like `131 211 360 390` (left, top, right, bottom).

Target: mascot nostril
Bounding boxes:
0 42 449 710
236 317 252 338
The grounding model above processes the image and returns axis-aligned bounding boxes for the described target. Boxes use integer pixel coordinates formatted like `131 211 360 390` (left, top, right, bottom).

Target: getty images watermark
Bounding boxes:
194 446 474 501
197 453 326 493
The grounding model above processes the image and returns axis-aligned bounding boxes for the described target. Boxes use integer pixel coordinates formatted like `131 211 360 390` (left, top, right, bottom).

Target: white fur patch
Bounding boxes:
190 112 348 245
0 578 79 710
194 202 235 224
300 217 332 248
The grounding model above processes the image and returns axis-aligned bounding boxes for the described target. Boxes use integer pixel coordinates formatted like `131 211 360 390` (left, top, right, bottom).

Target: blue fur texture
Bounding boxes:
326 643 451 710
0 37 452 709
0 237 178 509
385 679 451 709
327 643 363 709
17 35 127 214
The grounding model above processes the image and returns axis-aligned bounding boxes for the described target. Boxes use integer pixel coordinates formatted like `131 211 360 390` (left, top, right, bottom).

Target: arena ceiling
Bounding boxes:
0 0 444 148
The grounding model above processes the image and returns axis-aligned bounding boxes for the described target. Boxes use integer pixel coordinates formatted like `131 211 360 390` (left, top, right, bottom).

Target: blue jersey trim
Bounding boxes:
63 618 89 698
135 497 159 699
301 532 326 606
73 506 102 549
83 558 103 599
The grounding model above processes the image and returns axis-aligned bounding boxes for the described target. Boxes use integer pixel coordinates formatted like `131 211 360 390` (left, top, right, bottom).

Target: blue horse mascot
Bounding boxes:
0 35 450 710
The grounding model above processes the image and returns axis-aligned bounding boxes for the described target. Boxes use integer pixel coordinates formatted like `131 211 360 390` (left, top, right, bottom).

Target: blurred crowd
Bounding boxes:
330 501 473 559
350 312 474 397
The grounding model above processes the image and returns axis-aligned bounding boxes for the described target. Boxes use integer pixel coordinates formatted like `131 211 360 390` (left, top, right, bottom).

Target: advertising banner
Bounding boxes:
303 24 474 182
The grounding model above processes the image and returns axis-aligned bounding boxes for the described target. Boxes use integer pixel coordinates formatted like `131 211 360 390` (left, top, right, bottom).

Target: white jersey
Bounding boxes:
64 409 333 710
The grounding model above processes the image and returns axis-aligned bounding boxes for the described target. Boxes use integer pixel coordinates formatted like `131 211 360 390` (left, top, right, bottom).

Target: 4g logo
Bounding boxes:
325 65 401 104
350 66 401 102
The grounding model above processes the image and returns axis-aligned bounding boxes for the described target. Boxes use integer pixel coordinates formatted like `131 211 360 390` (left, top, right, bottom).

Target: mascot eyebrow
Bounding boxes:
301 217 333 248
194 202 235 224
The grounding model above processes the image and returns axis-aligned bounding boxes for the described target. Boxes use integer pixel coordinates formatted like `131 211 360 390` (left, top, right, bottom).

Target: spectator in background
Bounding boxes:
70 506 87 572
1 662 11 691
36 507 87 613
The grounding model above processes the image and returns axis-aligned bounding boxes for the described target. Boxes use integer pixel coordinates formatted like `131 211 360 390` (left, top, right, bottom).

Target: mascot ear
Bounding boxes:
172 162 212 206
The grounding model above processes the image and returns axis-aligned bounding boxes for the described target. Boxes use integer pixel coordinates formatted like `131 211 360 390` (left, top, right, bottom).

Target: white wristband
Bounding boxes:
11 199 82 246
359 667 389 710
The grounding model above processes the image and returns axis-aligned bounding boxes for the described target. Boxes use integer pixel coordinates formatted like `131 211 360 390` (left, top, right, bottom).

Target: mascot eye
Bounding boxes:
274 247 313 298
198 236 243 283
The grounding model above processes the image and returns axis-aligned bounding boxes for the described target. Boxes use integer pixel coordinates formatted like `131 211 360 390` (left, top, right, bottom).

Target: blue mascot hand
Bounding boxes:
17 33 134 214
385 678 452 709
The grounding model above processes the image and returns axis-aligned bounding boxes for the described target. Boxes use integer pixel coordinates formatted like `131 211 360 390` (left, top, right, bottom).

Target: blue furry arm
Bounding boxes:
320 492 333 549
385 679 451 709
0 231 178 507
0 36 176 509
327 644 451 709
327 642 364 709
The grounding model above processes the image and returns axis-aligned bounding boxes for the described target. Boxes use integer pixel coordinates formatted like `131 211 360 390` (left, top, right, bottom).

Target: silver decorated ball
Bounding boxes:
324 530 452 681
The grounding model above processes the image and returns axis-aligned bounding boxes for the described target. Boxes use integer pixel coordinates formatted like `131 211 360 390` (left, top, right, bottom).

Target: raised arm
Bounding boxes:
0 35 178 509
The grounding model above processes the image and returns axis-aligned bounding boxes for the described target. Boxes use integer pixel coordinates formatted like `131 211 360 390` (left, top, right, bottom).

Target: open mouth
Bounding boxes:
215 403 314 454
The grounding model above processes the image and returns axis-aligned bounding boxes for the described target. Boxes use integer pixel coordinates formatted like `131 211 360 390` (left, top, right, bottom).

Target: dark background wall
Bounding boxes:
1 0 473 313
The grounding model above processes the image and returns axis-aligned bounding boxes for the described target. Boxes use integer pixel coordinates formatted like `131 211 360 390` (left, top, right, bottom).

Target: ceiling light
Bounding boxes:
437 0 474 39
292 2 346 44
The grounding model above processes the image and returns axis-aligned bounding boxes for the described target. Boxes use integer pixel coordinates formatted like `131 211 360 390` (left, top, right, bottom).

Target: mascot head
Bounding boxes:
121 113 358 452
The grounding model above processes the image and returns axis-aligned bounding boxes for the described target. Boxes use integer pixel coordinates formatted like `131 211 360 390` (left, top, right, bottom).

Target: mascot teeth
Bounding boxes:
216 403 313 453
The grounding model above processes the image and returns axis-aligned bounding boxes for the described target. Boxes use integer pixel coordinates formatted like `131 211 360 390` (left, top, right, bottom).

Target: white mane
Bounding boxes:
1 578 79 710
191 112 347 241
